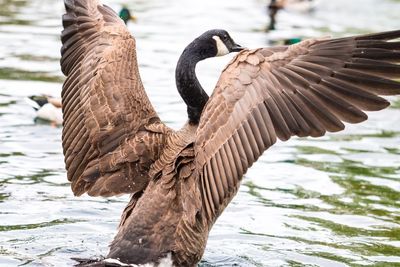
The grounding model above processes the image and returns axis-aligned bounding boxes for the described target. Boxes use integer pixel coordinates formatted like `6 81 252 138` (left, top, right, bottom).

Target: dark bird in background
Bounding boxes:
268 0 281 31
61 0 400 266
119 6 136 24
267 0 315 31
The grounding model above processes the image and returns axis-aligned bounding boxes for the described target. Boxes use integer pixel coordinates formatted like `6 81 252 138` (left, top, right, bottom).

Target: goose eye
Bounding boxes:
221 35 229 43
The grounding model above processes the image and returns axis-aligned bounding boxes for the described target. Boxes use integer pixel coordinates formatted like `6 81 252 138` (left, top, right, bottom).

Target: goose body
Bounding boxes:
61 0 400 266
26 95 63 125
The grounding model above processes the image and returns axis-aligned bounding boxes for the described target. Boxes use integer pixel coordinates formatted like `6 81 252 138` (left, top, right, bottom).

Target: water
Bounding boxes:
0 0 399 266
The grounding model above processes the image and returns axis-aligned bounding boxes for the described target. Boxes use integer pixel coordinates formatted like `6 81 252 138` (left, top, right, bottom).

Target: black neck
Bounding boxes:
175 41 213 124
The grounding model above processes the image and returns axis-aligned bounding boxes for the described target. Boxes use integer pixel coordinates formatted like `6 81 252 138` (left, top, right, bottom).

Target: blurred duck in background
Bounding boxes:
268 0 280 31
267 0 317 30
267 0 317 45
119 6 137 24
26 95 63 125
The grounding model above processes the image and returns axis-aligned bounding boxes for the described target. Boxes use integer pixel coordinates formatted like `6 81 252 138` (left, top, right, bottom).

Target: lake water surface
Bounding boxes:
0 0 400 266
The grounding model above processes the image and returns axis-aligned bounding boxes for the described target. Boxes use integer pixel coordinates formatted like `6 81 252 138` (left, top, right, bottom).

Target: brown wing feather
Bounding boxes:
61 0 171 197
195 30 400 222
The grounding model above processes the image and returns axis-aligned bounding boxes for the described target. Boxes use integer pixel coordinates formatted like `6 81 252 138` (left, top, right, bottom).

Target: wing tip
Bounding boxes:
357 29 400 41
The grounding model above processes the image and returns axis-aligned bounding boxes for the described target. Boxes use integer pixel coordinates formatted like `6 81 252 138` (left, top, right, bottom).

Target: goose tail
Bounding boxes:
72 257 106 267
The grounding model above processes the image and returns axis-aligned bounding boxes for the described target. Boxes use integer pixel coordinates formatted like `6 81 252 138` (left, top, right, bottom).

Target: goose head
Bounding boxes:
191 29 244 59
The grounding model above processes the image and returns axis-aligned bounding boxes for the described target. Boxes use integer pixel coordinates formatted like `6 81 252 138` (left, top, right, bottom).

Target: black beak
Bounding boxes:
231 43 245 52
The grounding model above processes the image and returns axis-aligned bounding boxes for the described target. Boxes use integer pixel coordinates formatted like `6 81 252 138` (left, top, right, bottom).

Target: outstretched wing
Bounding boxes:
195 30 400 222
61 0 171 197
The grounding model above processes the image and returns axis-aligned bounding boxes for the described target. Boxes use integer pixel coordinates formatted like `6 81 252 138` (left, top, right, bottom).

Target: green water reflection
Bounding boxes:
0 169 66 186
0 218 82 232
0 0 30 25
244 136 400 265
0 68 62 82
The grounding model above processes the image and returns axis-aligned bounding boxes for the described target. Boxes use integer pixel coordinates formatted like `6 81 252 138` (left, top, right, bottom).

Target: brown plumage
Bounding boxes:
61 0 400 266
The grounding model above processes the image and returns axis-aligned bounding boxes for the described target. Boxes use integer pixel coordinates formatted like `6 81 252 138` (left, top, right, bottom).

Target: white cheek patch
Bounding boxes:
212 36 229 56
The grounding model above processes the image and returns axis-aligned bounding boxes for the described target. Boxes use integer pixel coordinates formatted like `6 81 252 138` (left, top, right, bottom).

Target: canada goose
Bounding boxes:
25 95 63 125
61 0 400 266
